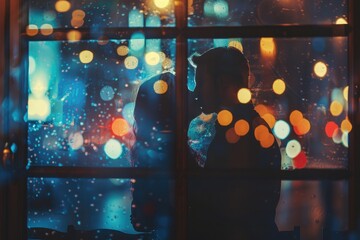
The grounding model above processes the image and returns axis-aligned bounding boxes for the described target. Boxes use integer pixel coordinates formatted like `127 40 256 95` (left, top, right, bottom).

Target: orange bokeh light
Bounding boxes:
112 118 130 137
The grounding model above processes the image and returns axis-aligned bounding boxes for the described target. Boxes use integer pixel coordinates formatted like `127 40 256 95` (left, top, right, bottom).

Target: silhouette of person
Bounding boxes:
187 47 281 239
130 71 176 239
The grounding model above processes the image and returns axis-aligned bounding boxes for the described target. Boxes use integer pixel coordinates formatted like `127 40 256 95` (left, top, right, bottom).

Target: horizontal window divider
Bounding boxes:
26 166 349 180
23 24 348 41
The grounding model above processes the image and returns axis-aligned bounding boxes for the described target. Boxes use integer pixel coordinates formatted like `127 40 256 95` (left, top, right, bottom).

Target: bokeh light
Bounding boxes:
26 24 38 36
116 45 129 56
237 88 252 104
314 61 327 78
254 104 269 116
342 132 349 148
130 32 145 51
336 17 348 24
67 30 81 42
213 0 229 19
254 125 269 141
272 79 286 95
332 128 343 144
341 118 352 133
68 132 84 150
153 80 168 94
289 110 303 126
100 86 115 101
72 9 86 19
124 56 139 69
225 128 240 144
343 86 349 101
285 139 301 158
228 40 243 52
293 118 311 135
154 0 170 8
55 0 71 12
217 110 233 126
145 52 160 65
261 113 276 129
104 139 123 159
79 50 94 64
260 38 276 57
293 151 307 169
330 101 343 116
40 24 53 36
111 118 130 137
234 119 249 136
325 121 338 138
260 133 275 148
273 120 290 140
28 95 51 121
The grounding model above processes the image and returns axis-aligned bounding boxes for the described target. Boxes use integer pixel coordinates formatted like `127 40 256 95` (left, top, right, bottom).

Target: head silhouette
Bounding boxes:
189 47 250 113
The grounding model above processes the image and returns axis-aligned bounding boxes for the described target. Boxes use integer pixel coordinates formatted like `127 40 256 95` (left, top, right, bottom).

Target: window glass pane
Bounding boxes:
28 39 176 167
28 0 175 31
28 177 175 239
188 0 347 26
187 38 348 169
188 178 348 239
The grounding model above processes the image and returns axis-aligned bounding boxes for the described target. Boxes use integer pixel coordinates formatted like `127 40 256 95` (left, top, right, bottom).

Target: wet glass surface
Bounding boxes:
188 0 347 26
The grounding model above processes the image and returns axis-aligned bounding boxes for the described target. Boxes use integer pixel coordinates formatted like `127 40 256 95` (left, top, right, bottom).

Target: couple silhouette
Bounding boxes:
130 47 281 239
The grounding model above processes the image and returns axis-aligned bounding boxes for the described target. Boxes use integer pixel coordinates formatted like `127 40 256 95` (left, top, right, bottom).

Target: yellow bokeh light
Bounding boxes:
237 88 252 104
145 52 160 66
234 119 250 136
314 61 328 78
55 0 71 12
260 38 276 56
162 58 173 69
79 50 94 64
124 56 139 69
228 40 243 53
153 80 168 94
330 101 343 116
272 79 286 95
26 24 38 36
67 30 81 42
336 17 348 24
116 45 129 56
154 0 170 8
261 113 276 129
28 95 51 121
343 86 349 101
72 9 86 19
217 110 233 126
341 118 352 133
289 110 303 126
40 24 53 36
254 125 269 141
225 128 240 144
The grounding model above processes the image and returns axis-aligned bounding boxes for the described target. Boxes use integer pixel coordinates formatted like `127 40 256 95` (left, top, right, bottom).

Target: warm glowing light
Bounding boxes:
154 0 170 8
294 118 311 135
260 133 275 148
272 79 286 95
325 121 338 138
293 151 307 169
28 95 51 121
314 61 327 78
225 128 240 144
153 80 168 94
237 88 252 104
26 24 38 36
72 9 86 19
254 125 269 141
55 0 71 12
217 110 233 126
336 17 348 24
341 118 352 133
289 110 303 126
228 40 243 53
145 52 160 65
104 139 123 159
260 38 276 56
112 118 130 137
261 113 276 129
79 50 94 64
285 139 301 158
254 104 269 116
273 120 290 140
343 86 349 101
116 45 129 56
234 119 249 136
71 18 84 28
40 24 53 35
124 56 139 69
162 58 173 69
67 30 81 42
330 101 343 116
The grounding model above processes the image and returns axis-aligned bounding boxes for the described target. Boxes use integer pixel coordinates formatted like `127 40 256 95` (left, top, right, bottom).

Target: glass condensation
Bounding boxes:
188 0 347 26
28 177 175 238
29 0 175 29
187 38 349 169
27 39 176 167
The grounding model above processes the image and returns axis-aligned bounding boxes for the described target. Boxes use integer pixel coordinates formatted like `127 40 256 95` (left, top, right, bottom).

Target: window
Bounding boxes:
1 0 360 239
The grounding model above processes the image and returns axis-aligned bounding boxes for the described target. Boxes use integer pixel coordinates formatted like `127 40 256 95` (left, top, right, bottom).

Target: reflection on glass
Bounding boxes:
27 39 176 167
188 38 349 169
27 177 175 238
28 0 175 31
188 0 347 26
